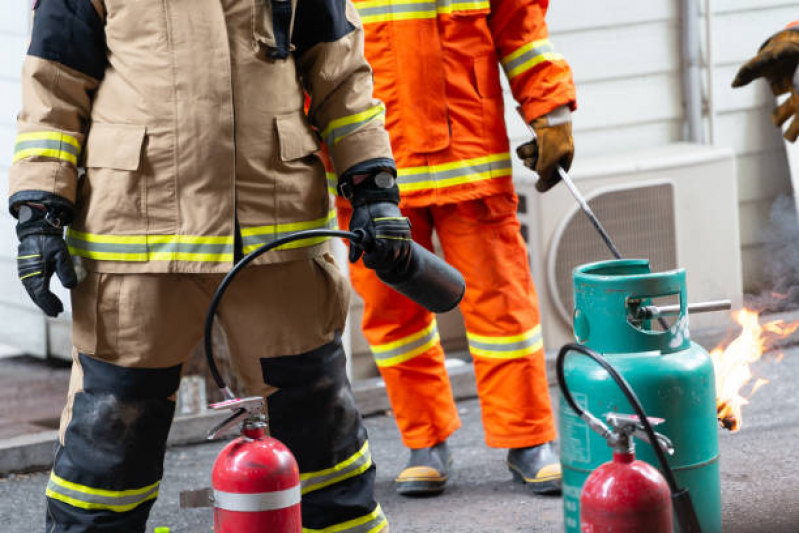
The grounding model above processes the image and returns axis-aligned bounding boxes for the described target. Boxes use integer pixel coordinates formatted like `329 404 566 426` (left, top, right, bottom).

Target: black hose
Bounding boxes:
203 229 359 396
556 343 702 533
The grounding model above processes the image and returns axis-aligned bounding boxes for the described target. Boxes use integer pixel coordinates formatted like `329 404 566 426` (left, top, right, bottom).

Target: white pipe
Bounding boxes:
681 0 703 143
705 0 717 145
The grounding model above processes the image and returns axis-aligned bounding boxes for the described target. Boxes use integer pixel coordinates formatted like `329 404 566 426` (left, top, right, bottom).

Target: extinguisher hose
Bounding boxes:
203 229 359 398
556 343 703 533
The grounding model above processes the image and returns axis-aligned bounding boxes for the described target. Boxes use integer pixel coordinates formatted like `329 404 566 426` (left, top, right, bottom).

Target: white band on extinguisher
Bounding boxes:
213 485 301 512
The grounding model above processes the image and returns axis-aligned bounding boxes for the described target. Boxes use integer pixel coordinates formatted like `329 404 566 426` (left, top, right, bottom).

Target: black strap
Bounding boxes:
269 0 292 60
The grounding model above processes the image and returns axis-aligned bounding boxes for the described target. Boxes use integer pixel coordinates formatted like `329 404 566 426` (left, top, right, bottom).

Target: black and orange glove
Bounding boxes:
12 195 77 317
732 25 799 142
516 106 575 193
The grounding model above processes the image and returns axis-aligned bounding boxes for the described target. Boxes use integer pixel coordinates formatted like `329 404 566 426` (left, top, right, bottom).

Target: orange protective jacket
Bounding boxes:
350 0 576 207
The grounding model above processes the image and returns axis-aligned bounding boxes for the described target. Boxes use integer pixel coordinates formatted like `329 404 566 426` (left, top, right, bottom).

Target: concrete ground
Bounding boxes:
0 345 798 532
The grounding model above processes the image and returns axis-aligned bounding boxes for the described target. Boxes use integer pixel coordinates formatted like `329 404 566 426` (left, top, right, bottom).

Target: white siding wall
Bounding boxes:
518 0 796 292
0 4 30 316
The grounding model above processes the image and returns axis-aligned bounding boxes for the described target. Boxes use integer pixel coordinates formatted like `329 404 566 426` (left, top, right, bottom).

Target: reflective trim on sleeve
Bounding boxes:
300 440 372 495
13 132 82 165
320 104 386 146
396 152 512 193
65 230 235 262
45 472 159 513
241 210 338 254
370 320 440 367
467 325 543 359
213 485 301 512
500 39 564 80
326 172 338 196
303 504 387 533
354 0 489 24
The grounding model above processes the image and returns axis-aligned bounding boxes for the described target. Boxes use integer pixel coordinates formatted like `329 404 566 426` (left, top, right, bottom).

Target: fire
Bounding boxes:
710 308 799 432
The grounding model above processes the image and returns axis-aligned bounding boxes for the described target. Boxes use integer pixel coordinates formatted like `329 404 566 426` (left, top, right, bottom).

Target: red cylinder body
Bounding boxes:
212 425 302 533
580 451 672 533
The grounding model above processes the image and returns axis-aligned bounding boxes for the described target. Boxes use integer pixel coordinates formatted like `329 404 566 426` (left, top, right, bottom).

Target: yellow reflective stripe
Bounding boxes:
13 148 78 165
242 210 337 237
467 325 544 359
397 153 512 193
320 104 386 146
303 504 387 533
375 334 440 367
356 0 488 23
300 441 372 495
371 320 437 354
15 131 81 149
65 229 235 263
46 473 160 513
17 254 41 260
242 236 333 255
66 229 233 245
327 172 338 195
501 39 564 80
466 325 541 345
20 271 42 281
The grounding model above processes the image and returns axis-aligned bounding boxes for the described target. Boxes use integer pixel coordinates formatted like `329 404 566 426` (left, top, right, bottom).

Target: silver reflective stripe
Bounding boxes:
241 216 338 249
65 235 232 255
502 42 556 75
468 331 542 353
371 323 439 366
545 105 572 127
301 443 372 495
46 478 159 509
213 485 301 512
357 2 436 18
396 157 511 187
15 139 80 156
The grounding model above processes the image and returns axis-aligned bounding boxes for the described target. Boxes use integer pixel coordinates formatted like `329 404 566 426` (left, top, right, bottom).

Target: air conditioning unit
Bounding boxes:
517 143 744 352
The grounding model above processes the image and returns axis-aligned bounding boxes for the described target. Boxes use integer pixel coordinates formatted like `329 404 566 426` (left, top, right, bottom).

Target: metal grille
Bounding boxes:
550 183 677 323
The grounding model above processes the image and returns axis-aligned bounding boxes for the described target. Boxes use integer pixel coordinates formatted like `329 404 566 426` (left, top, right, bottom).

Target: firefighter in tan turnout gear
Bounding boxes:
9 1 401 531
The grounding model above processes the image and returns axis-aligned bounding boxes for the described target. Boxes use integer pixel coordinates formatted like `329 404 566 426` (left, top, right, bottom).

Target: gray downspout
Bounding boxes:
681 0 703 143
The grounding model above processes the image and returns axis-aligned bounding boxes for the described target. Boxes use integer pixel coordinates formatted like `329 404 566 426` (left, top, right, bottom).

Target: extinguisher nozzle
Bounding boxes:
671 489 703 533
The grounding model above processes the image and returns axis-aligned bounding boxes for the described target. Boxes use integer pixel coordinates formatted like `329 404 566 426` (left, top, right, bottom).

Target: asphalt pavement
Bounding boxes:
1 345 798 532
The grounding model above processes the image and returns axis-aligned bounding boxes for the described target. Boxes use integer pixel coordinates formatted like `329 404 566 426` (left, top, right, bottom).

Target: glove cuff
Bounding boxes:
15 204 69 240
338 172 401 207
531 105 572 129
10 191 75 223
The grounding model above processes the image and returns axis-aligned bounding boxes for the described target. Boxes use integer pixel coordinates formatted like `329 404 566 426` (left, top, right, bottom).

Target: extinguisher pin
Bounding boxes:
207 396 265 440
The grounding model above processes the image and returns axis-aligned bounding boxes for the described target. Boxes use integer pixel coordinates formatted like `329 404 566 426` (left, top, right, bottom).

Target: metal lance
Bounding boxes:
557 166 622 259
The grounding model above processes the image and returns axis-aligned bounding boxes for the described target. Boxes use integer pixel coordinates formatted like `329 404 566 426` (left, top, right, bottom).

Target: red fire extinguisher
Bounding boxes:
207 396 302 533
580 413 674 532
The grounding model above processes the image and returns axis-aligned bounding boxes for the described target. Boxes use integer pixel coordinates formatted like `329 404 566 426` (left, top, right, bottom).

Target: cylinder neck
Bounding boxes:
613 450 635 464
241 418 267 439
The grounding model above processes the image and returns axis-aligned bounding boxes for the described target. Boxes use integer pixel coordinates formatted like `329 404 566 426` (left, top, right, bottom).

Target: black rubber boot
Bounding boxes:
507 441 562 496
395 441 452 496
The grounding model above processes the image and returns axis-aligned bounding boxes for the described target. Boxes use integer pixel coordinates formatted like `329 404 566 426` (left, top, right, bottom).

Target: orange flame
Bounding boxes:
710 309 798 432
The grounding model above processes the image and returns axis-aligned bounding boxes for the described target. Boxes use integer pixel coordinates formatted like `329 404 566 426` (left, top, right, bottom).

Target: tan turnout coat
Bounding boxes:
9 0 392 273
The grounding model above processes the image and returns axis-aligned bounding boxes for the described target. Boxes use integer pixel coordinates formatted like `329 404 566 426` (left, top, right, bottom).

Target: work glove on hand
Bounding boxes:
516 106 575 193
339 170 413 274
732 26 799 142
14 199 78 317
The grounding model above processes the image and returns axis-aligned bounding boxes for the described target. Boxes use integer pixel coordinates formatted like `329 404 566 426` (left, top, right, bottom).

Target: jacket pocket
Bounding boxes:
472 55 502 99
80 123 148 233
84 123 146 170
275 111 321 161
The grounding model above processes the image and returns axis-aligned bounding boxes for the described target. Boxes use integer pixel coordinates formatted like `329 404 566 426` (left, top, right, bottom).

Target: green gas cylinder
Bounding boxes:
559 259 721 533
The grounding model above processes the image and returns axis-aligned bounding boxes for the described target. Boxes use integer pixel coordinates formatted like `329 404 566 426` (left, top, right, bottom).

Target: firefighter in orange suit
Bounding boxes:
9 0 403 531
336 0 576 495
733 20 799 143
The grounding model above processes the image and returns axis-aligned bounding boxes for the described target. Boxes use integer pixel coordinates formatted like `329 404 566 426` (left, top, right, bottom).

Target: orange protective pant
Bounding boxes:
339 193 556 449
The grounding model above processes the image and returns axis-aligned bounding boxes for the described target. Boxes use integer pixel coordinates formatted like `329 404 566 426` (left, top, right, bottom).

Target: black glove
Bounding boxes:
14 200 78 317
339 170 413 274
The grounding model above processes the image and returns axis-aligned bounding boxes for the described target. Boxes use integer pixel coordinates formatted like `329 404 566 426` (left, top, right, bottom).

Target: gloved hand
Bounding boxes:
14 199 78 317
516 105 575 193
732 26 799 142
339 170 413 274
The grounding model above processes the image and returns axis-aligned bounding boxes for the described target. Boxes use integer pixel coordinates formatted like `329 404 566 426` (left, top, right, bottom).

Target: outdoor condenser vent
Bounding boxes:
549 183 677 324
518 143 744 351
